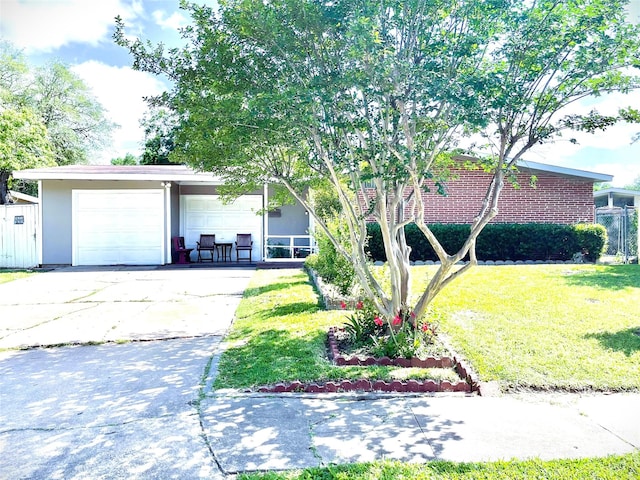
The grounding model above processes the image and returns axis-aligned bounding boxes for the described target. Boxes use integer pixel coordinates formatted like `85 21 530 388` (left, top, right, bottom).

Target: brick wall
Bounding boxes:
363 168 596 225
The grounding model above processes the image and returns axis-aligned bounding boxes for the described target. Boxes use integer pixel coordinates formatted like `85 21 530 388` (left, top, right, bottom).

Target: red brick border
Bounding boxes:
254 328 480 394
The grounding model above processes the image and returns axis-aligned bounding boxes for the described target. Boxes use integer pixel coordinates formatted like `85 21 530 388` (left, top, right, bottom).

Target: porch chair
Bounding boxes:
172 236 193 264
197 234 216 262
235 233 253 262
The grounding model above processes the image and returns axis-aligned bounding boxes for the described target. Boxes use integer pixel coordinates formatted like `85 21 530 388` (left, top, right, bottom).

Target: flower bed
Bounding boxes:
253 328 479 394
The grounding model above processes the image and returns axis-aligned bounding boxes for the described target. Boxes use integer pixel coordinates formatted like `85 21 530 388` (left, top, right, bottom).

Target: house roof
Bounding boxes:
8 190 39 204
12 164 224 183
515 160 612 182
593 187 640 198
13 159 613 183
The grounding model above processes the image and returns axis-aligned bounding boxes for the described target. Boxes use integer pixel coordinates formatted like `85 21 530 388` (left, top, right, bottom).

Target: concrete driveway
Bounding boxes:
0 265 255 479
0 266 255 349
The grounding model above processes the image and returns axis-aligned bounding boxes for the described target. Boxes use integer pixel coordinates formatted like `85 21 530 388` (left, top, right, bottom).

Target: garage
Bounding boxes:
181 195 262 261
72 190 166 266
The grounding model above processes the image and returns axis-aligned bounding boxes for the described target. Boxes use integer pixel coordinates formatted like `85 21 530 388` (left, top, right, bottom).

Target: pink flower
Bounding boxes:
392 315 402 326
340 301 347 309
374 317 383 326
422 323 430 332
410 311 416 319
356 301 364 310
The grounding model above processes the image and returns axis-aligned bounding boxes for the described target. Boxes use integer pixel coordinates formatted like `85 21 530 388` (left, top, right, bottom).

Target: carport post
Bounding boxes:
163 182 172 264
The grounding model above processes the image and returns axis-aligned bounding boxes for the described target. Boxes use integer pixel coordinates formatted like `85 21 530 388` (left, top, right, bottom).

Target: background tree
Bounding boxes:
0 108 55 204
624 175 640 190
111 153 139 165
28 61 115 166
0 41 115 198
116 0 640 332
140 107 177 165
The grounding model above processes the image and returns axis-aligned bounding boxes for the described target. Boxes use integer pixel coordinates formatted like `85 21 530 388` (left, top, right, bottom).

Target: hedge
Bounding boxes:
365 223 607 263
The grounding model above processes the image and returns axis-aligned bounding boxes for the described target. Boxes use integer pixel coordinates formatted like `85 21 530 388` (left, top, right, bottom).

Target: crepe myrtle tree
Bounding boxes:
115 0 640 332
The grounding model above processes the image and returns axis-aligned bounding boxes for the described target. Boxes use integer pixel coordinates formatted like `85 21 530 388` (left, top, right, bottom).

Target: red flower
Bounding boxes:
356 301 364 310
422 323 430 332
340 301 347 309
374 316 383 326
392 315 402 326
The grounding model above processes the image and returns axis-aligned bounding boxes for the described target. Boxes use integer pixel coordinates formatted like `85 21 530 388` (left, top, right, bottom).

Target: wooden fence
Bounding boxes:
0 204 39 268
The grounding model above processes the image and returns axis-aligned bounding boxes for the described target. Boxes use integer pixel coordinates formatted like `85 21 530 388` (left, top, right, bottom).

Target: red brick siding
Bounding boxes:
362 169 596 224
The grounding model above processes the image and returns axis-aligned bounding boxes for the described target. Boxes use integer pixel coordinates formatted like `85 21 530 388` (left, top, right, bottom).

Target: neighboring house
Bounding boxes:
363 158 611 225
13 161 611 267
12 165 312 267
593 188 639 260
593 188 640 209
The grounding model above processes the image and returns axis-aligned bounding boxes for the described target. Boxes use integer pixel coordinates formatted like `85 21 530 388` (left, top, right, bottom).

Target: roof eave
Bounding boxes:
13 171 224 183
516 160 613 182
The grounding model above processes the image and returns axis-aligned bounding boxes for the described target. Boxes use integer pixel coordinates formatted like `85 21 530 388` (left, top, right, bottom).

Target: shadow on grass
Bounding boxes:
562 265 640 290
250 301 321 321
215 328 328 387
585 328 640 356
243 279 309 298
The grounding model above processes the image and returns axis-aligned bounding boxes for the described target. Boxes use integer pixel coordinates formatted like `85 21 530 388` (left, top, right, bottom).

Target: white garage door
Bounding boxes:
73 190 165 266
182 195 262 261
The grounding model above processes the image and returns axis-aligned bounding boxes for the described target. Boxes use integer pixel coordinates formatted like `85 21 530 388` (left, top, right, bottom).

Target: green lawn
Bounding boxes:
216 264 640 392
238 453 640 480
213 269 460 390
0 269 35 284
425 264 640 391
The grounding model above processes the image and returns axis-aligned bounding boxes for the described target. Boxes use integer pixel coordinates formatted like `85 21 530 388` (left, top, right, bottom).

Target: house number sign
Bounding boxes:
14 215 24 225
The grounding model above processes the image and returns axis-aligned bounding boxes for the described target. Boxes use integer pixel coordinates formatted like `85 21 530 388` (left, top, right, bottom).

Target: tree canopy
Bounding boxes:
115 0 640 330
0 41 116 202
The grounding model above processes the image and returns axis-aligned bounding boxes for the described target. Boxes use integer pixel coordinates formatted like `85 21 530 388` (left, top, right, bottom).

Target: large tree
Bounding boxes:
116 0 640 330
0 42 116 199
0 42 115 167
0 108 55 204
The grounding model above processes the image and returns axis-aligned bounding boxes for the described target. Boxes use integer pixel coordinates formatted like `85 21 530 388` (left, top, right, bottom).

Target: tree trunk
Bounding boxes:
0 171 11 205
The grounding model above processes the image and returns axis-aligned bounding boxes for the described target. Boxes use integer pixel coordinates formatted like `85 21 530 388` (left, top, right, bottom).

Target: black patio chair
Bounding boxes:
197 234 216 262
235 233 253 262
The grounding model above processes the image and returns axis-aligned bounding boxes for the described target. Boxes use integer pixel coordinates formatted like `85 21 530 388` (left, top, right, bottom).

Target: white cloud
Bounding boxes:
0 0 141 52
152 9 188 30
71 61 167 163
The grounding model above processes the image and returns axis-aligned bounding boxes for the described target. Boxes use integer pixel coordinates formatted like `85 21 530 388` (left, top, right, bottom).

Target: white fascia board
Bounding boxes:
13 171 224 183
516 160 613 182
593 187 640 197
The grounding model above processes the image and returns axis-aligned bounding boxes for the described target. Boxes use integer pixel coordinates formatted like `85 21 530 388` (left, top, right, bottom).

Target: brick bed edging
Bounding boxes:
254 328 481 395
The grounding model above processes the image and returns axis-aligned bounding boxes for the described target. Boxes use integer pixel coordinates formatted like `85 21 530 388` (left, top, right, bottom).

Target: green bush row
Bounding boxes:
366 223 607 262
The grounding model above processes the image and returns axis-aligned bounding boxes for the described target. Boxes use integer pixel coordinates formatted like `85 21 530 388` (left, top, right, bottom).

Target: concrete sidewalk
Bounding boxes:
1 338 638 479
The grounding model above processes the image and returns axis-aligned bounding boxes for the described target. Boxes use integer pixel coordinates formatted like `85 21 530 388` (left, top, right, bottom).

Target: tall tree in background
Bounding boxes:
0 108 55 204
28 61 115 166
0 41 115 200
116 0 640 330
140 107 177 165
111 153 139 165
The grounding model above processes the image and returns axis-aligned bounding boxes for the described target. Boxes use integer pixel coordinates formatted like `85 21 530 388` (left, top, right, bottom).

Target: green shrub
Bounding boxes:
573 223 607 262
365 222 606 262
306 218 355 295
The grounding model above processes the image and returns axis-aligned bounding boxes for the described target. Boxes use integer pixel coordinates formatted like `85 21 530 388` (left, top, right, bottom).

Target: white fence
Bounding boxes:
0 204 39 269
264 235 318 261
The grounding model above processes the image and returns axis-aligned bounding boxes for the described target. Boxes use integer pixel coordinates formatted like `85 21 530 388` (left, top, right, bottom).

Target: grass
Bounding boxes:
217 264 640 392
0 269 35 284
421 264 640 391
237 453 640 479
213 269 461 390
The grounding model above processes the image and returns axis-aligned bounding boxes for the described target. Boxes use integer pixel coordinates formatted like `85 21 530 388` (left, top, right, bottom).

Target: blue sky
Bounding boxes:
1 0 640 186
